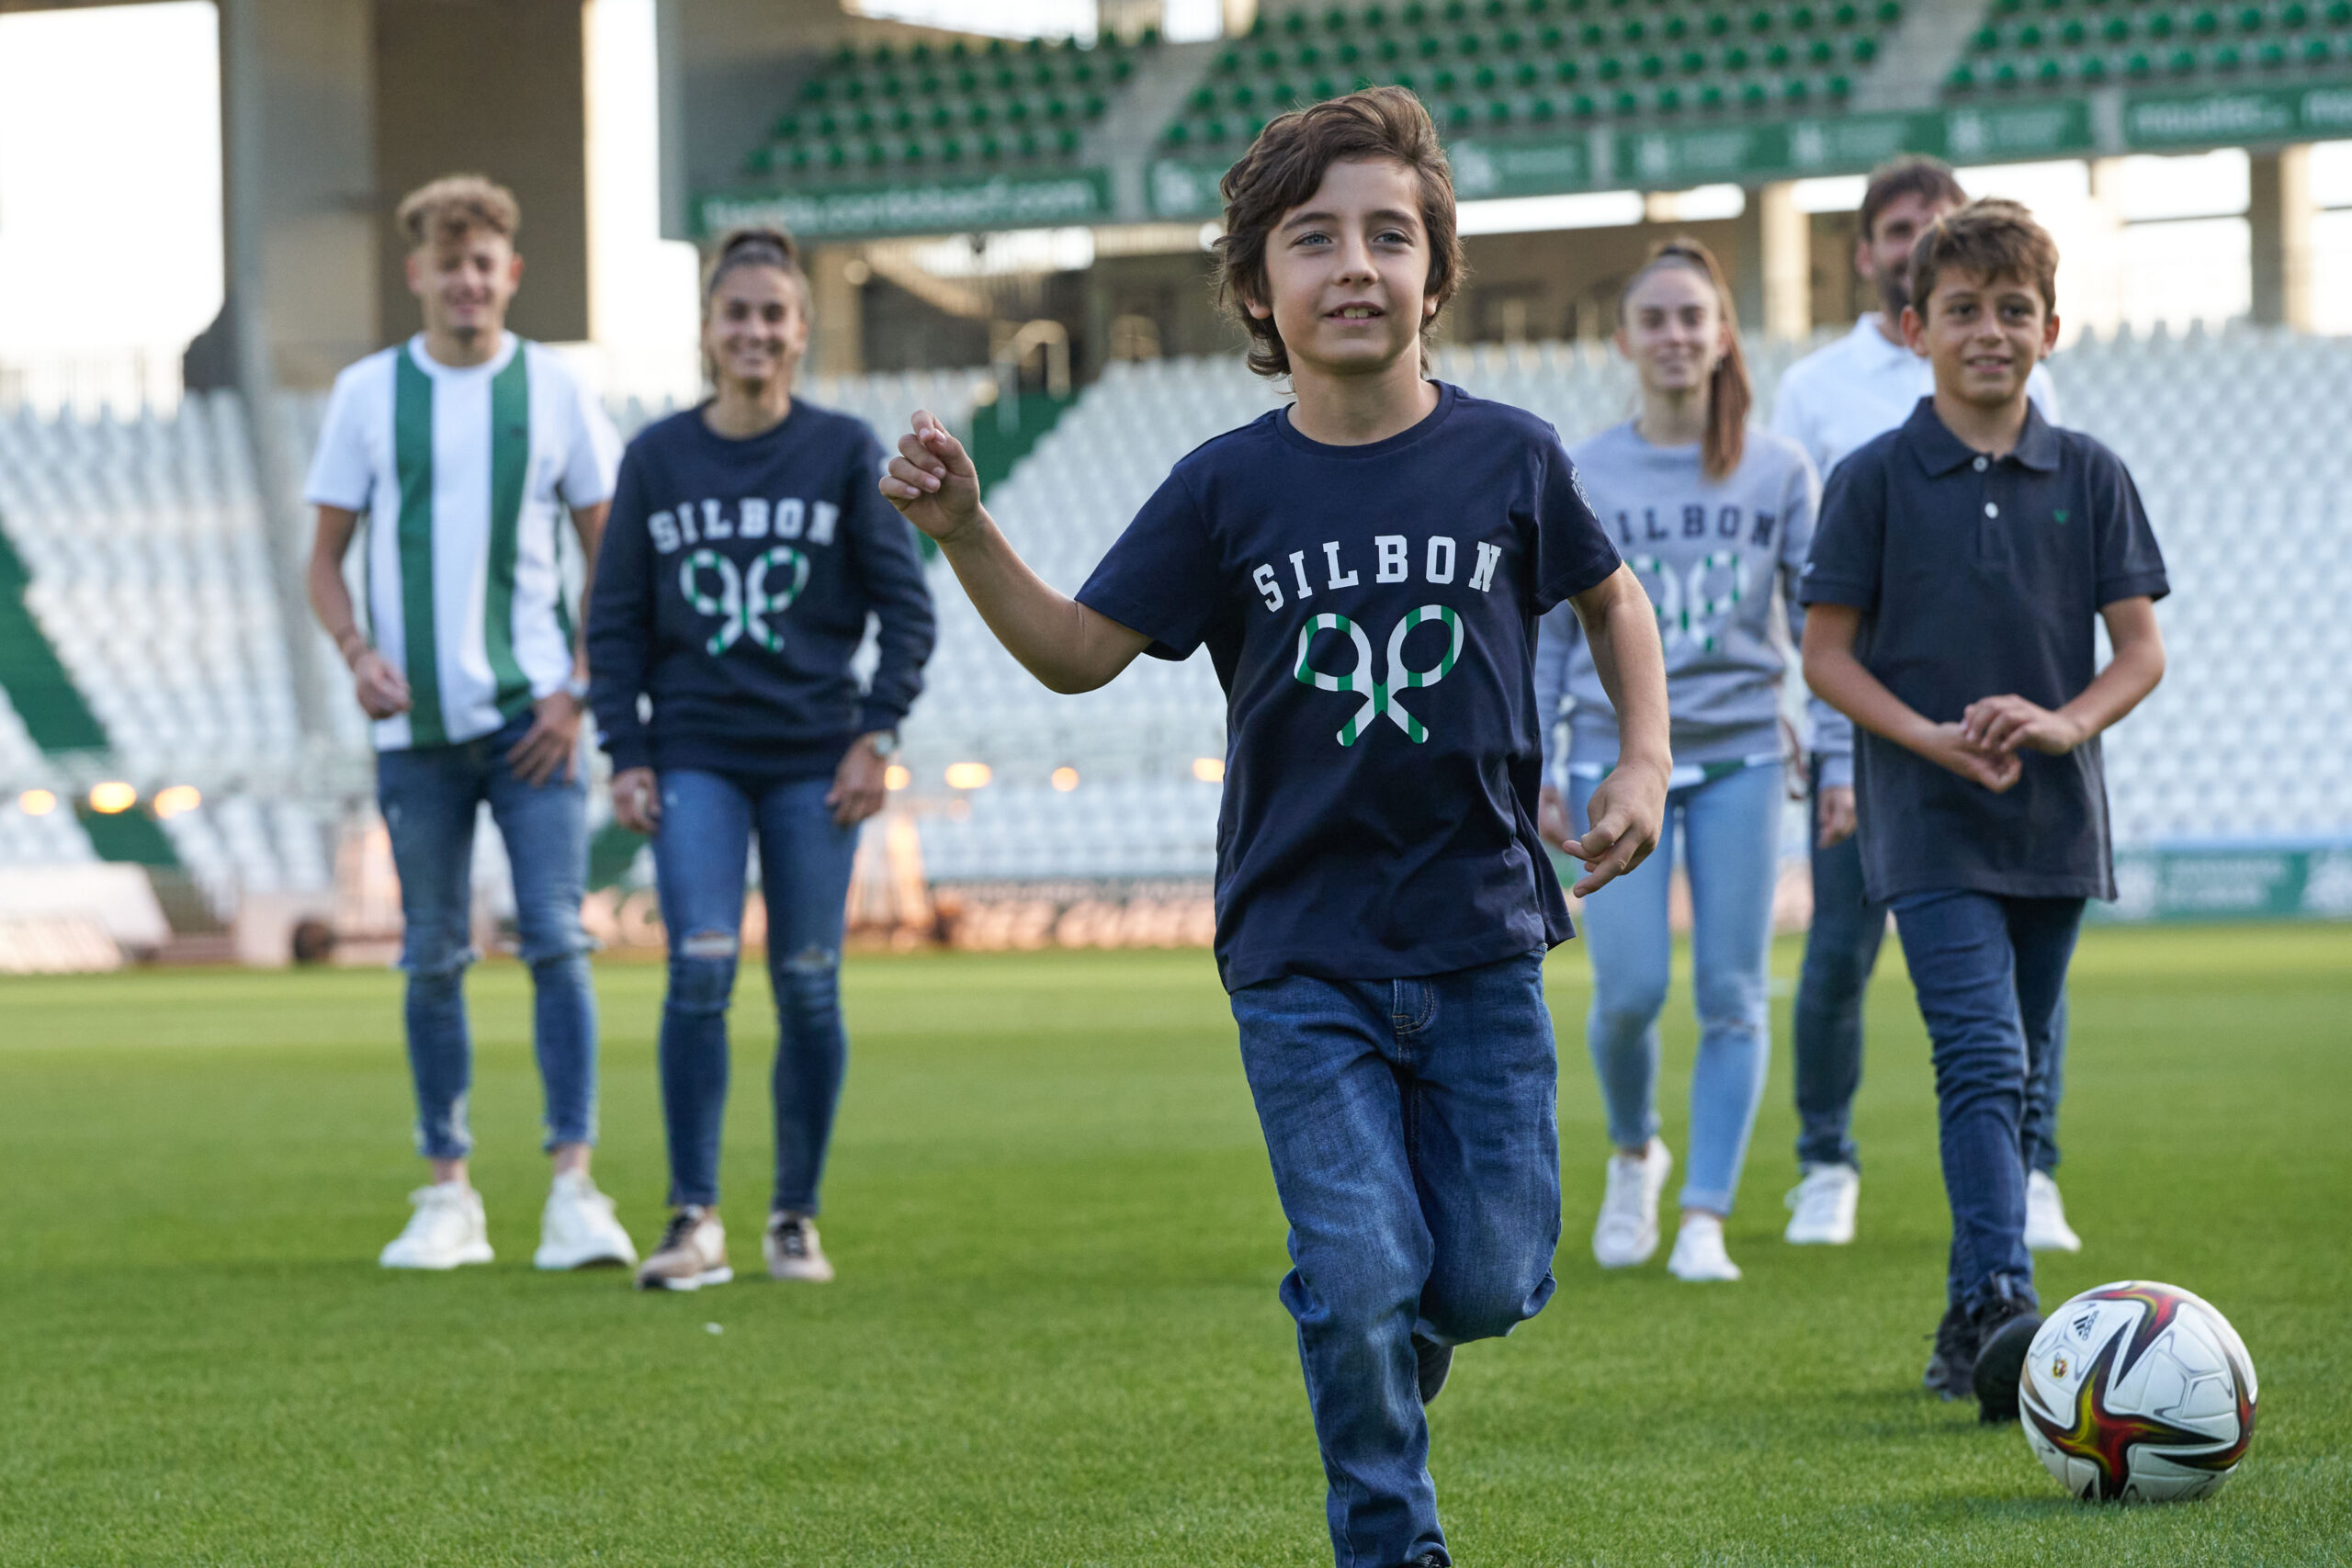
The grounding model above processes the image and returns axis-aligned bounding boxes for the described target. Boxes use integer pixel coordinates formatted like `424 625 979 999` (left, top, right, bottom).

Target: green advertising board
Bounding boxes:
697 168 1113 241
2123 81 2352 148
2092 842 2352 923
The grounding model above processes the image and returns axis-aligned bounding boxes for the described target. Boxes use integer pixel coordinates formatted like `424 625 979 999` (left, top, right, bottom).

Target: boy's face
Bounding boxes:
1856 190 1951 319
1247 157 1437 378
407 227 523 342
1902 268 2058 411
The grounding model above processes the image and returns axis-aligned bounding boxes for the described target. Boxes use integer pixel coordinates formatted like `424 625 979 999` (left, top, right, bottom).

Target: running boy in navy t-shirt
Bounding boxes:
1800 200 2168 1421
882 87 1670 1568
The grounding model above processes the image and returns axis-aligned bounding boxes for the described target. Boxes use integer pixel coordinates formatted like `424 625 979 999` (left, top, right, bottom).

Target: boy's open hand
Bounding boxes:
1919 721 2022 793
1961 694 2085 756
881 411 982 545
1563 761 1667 898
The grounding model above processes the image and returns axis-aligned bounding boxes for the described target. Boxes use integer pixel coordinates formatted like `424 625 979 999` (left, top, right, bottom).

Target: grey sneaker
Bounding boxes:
634 1207 732 1292
763 1211 835 1282
1923 1303 1975 1401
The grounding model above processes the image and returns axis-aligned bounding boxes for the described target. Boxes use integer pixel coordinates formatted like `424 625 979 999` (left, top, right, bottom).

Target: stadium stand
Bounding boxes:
1159 0 1909 152
1947 0 2352 93
6 335 2347 910
738 32 1154 186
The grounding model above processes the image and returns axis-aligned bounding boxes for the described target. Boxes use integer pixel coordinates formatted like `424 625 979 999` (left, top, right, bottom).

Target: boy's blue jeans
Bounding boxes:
375 714 598 1160
1888 889 2084 1316
1230 950 1561 1568
650 769 860 1214
1793 758 2069 1177
1570 761 1779 1214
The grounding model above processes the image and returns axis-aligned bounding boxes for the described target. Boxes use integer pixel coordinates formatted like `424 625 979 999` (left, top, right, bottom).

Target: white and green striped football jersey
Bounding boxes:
306 333 621 750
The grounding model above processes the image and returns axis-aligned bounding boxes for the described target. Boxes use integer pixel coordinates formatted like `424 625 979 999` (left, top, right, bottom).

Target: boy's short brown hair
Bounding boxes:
1216 86 1464 379
1858 155 1966 241
396 175 521 252
1908 197 2059 320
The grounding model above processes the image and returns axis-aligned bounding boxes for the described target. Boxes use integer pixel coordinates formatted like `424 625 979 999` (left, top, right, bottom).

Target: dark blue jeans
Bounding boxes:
651 769 860 1213
1231 951 1561 1568
375 714 597 1160
1793 758 2066 1176
1889 889 2084 1315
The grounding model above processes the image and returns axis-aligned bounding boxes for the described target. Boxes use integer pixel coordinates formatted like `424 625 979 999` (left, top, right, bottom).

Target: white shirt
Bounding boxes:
1769 312 2063 483
306 333 621 750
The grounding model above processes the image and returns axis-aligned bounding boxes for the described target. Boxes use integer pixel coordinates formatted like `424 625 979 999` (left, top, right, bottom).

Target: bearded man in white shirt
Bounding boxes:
1770 156 2079 1262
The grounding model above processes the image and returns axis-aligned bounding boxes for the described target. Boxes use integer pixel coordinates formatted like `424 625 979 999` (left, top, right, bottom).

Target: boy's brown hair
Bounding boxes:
1216 86 1465 379
1858 154 1965 242
396 175 521 253
1907 197 2060 320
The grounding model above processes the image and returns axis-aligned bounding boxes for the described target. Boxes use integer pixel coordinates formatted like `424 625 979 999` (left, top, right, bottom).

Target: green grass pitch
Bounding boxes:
1 923 2346 1565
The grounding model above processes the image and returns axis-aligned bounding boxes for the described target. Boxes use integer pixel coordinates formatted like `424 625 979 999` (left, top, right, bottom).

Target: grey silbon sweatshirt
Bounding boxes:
1536 419 1849 786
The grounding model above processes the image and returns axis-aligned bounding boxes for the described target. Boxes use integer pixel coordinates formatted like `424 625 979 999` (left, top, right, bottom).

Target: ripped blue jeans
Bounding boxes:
650 768 861 1213
376 713 597 1161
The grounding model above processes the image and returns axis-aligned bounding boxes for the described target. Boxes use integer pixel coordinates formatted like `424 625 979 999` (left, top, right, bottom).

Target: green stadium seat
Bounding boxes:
2169 44 2199 67
2259 39 2288 62
2018 21 2043 45
2062 18 2086 42
1555 55 1583 80
2148 13 2175 38
1785 73 1812 99
1742 78 1770 104
1621 17 1647 41
1682 46 1709 71
2237 6 2265 30
2192 8 2221 33
1811 38 1837 62
1724 43 1752 67
1950 61 1978 87
2211 40 2244 64
1613 87 1642 112
1640 51 1667 75
1573 90 1600 115
1852 34 1880 60
2038 54 2065 78
2304 34 2334 61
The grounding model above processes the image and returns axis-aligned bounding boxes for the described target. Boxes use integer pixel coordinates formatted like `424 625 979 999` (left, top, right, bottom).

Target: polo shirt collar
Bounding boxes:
1905 395 2063 477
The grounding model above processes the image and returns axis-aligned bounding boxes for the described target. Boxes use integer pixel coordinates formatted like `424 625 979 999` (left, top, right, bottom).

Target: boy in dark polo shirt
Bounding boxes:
883 88 1670 1568
1799 199 2168 1422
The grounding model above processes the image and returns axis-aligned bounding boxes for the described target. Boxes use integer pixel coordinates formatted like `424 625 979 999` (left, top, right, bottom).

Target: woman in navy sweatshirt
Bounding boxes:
586 228 935 1291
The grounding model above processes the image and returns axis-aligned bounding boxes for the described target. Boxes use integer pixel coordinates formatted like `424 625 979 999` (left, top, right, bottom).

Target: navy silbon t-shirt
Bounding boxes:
1076 381 1624 991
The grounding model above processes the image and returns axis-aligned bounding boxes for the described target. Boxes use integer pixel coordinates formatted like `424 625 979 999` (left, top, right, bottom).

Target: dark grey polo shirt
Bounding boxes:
1798 398 2169 903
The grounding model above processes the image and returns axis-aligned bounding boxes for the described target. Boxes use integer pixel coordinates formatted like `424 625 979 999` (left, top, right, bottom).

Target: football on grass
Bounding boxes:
2019 1280 2257 1502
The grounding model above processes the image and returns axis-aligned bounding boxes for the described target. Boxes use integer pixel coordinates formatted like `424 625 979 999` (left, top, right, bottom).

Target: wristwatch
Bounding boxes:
561 675 592 702
864 729 900 759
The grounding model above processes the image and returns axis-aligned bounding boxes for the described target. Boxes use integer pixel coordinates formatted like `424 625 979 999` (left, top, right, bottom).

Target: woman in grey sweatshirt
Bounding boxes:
1533 240 1827 1283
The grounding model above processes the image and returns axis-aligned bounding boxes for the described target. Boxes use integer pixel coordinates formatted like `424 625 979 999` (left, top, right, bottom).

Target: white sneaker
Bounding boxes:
1782 1163 1860 1246
1667 1213 1743 1281
379 1181 493 1269
1592 1138 1672 1268
635 1207 733 1292
764 1212 835 1282
535 1171 639 1270
2026 1169 2083 1252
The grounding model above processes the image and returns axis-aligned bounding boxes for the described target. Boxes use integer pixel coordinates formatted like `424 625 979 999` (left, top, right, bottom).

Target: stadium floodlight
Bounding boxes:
1193 758 1227 783
153 785 202 818
87 782 138 815
17 788 58 818
1052 766 1080 791
944 761 993 789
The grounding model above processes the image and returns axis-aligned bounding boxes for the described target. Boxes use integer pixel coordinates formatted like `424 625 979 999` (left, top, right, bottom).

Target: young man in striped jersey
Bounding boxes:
305 175 636 1272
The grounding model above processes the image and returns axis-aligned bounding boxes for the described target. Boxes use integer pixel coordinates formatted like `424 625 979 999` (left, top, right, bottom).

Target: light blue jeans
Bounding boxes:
1569 760 1781 1215
375 712 597 1160
650 769 861 1214
1230 950 1561 1568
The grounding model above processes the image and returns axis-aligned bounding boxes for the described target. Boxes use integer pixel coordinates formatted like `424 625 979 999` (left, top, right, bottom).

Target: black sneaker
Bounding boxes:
1922 1303 1975 1401
1414 1334 1453 1406
1969 1292 2044 1424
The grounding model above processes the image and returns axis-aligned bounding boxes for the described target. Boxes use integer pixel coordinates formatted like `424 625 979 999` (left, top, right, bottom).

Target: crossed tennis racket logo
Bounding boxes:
1291 606 1464 745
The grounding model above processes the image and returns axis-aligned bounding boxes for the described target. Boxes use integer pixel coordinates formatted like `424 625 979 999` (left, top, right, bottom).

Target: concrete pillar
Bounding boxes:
809 247 867 378
1758 180 1809 342
1735 182 1809 341
2249 145 2314 330
373 0 593 347
2077 157 2129 342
